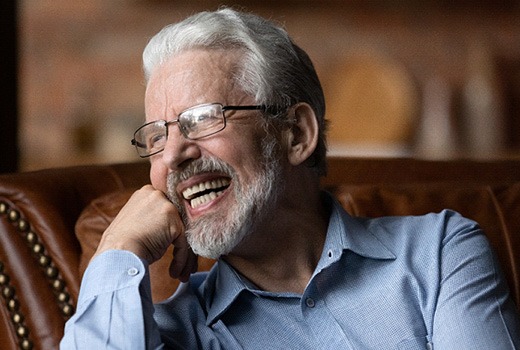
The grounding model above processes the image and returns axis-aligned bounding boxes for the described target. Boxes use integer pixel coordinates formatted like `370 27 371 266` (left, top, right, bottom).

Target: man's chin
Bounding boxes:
186 218 251 260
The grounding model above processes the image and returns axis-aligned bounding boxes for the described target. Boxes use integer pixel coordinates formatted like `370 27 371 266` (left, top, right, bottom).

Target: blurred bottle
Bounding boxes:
462 36 504 158
416 76 458 159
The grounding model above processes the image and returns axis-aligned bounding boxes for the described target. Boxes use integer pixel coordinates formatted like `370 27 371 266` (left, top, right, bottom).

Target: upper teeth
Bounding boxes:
182 178 230 208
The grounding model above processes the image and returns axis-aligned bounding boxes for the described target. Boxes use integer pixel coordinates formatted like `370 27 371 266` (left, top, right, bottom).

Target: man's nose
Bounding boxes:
160 125 201 170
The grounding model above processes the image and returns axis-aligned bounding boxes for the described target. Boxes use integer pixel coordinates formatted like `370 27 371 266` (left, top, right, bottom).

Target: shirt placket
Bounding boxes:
301 281 355 350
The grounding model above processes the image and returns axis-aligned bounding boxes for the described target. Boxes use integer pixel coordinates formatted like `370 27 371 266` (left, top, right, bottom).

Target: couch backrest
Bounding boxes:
1 157 519 350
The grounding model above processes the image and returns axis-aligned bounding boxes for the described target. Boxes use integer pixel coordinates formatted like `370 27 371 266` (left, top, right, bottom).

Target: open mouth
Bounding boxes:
182 177 231 209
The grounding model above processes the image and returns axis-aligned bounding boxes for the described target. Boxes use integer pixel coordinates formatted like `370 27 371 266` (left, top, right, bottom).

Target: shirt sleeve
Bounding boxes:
60 250 164 350
432 213 520 349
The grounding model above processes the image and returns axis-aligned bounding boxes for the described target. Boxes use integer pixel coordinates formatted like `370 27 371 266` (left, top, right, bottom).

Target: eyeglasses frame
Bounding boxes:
131 103 268 158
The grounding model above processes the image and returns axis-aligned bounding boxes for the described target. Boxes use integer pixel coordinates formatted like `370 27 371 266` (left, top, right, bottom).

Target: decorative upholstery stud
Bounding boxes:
32 243 43 255
0 201 7 214
3 285 15 299
62 303 74 316
0 273 10 285
8 298 19 312
38 255 50 267
20 338 33 350
52 279 65 291
45 266 58 279
16 325 28 338
8 209 19 222
12 312 24 324
25 232 37 245
58 292 69 303
17 219 29 232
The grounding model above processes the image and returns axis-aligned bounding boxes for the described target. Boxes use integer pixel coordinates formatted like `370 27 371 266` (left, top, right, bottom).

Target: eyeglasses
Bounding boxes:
131 103 266 158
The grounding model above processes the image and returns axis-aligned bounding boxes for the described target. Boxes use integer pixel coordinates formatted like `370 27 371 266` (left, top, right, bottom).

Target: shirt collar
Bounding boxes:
203 191 396 326
203 260 247 326
327 192 396 260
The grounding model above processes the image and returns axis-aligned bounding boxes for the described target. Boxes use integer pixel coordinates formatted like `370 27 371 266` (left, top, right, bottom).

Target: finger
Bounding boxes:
169 240 191 279
178 249 198 282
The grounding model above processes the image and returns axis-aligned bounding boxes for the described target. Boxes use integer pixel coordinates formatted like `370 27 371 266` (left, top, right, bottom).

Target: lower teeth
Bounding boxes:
191 190 223 208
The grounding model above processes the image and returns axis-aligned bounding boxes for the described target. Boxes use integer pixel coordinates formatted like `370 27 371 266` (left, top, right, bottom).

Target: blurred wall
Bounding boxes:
19 0 520 170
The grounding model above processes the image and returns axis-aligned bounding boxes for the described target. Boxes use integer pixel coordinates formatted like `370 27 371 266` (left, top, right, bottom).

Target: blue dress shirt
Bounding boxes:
61 194 520 349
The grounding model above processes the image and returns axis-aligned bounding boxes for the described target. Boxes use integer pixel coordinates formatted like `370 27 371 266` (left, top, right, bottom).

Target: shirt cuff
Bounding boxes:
78 249 149 304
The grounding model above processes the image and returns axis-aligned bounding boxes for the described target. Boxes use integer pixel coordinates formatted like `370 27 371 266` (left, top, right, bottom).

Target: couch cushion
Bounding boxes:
75 189 214 302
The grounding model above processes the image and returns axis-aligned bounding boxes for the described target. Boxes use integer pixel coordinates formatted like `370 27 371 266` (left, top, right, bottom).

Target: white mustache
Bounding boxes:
166 157 236 212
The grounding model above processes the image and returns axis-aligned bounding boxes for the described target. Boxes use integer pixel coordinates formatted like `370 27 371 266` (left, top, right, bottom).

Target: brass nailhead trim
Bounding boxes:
3 285 15 298
0 273 9 285
20 339 32 350
25 232 36 245
0 200 77 348
16 325 28 337
7 298 19 312
32 243 43 255
38 255 50 267
12 312 24 324
0 262 32 350
17 219 29 233
52 278 65 291
8 209 19 222
0 202 7 215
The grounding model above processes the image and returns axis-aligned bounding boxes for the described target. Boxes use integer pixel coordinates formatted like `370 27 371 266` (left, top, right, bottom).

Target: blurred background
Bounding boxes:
2 0 520 172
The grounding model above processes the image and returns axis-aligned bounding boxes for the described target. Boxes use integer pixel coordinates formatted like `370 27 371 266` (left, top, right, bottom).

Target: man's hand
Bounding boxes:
93 185 197 282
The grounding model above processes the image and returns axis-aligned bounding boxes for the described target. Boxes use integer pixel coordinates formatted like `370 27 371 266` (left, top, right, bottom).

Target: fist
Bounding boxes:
93 185 197 281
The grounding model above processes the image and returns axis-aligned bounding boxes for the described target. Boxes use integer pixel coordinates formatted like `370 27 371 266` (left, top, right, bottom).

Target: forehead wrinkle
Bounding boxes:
145 49 250 121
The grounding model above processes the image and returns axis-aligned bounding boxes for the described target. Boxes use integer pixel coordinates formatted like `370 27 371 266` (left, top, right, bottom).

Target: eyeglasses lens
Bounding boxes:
134 104 226 157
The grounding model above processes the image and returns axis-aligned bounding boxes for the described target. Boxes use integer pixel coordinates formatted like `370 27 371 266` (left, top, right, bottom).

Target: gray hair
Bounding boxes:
143 8 327 175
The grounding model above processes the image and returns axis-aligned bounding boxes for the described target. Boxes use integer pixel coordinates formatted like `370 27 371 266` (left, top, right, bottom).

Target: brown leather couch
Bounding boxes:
1 157 520 350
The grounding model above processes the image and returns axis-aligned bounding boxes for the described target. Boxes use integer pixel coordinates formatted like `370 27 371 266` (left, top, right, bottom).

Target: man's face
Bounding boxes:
146 49 284 258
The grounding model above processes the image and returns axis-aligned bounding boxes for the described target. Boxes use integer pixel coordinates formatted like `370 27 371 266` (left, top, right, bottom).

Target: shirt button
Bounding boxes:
127 267 139 276
305 297 316 308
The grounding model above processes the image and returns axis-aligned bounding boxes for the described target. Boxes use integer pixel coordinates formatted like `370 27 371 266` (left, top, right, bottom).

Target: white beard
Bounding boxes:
167 134 282 259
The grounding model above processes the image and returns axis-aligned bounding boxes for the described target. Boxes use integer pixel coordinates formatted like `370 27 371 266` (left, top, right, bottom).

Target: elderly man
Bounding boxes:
61 8 519 349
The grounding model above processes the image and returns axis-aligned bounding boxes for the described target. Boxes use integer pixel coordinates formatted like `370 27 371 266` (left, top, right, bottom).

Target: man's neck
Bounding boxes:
223 188 330 294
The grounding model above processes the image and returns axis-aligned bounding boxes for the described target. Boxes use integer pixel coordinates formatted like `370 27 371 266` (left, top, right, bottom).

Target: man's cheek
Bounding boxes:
149 166 167 193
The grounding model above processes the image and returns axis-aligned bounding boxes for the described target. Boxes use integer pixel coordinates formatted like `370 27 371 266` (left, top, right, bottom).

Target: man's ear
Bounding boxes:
286 103 319 167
